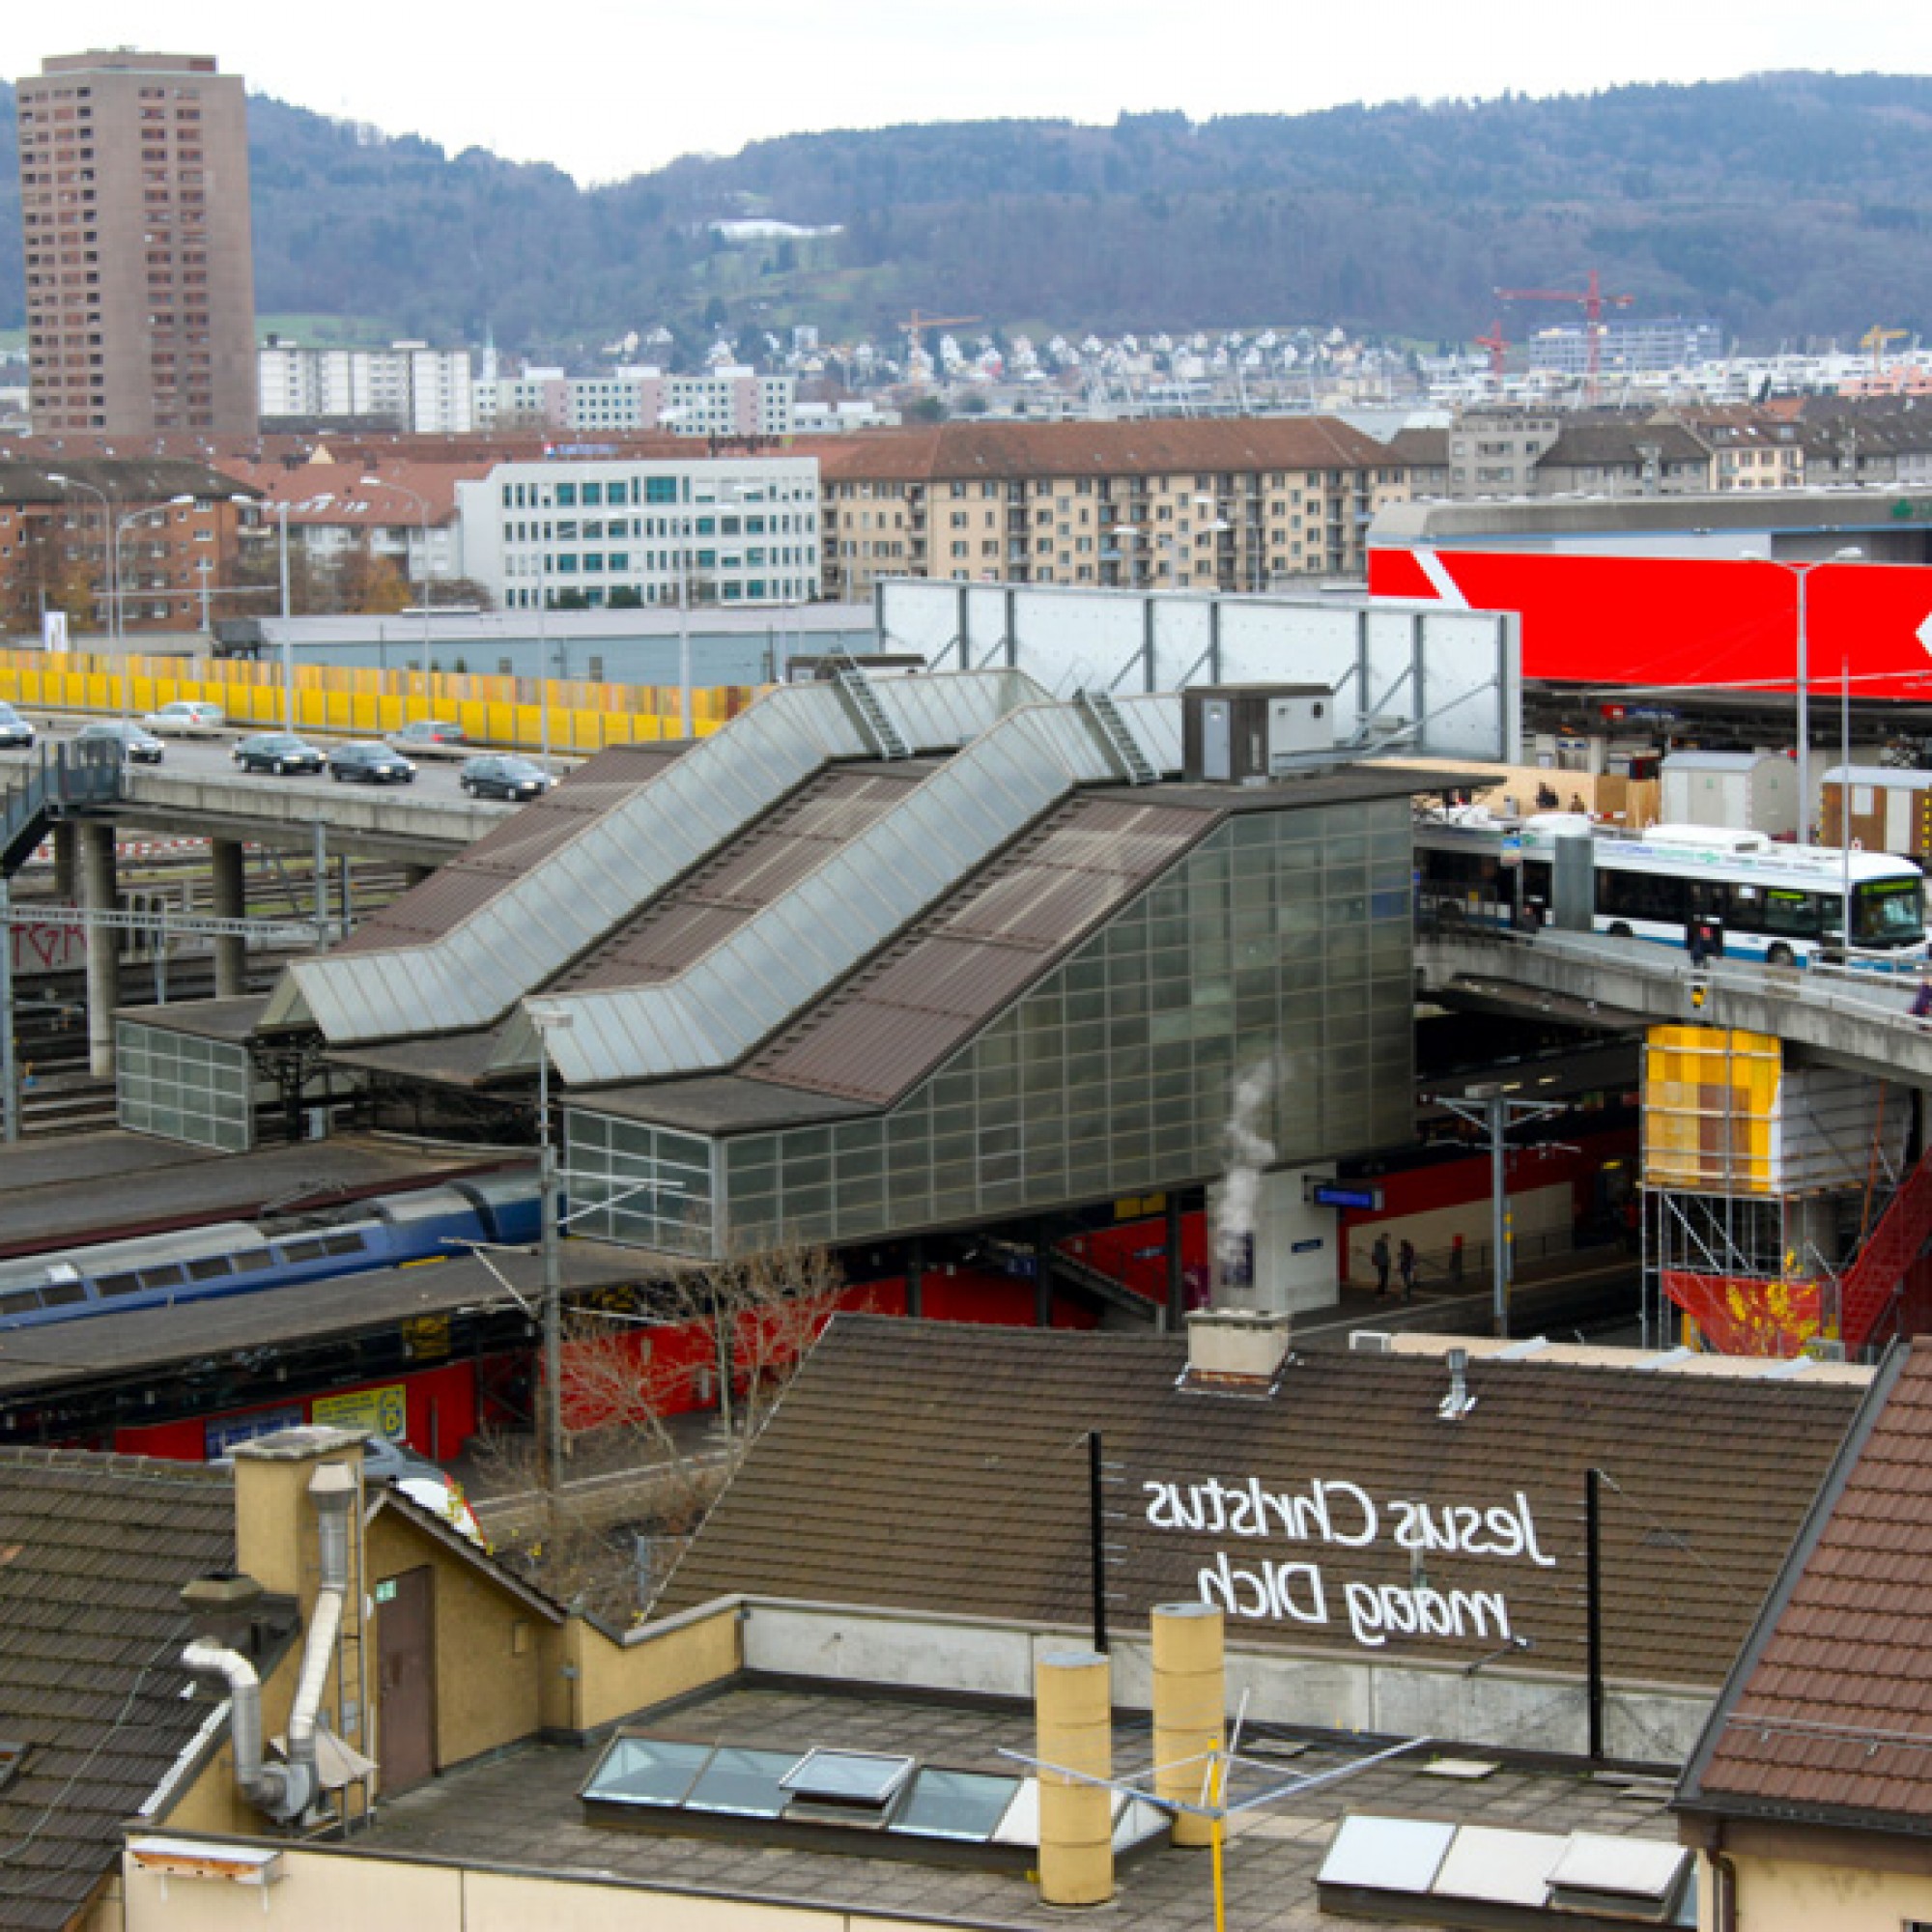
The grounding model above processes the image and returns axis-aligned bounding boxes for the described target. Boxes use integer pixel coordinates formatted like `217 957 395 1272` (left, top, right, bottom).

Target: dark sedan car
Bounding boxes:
328 741 416 784
0 704 35 750
233 731 326 776
460 754 555 801
75 719 163 764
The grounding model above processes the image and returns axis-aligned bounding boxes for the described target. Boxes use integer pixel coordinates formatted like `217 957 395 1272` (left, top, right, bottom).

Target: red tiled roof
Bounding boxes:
1680 1341 1932 1833
809 415 1394 484
213 456 493 527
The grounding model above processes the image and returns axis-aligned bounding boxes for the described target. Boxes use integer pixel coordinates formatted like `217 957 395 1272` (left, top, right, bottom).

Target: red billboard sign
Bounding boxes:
1369 547 1932 700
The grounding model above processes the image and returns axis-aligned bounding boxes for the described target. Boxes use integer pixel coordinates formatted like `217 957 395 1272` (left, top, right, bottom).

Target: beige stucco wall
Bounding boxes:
365 1513 548 1771
1711 1852 1932 1929
124 1850 461 1932
549 1597 742 1734
123 1844 971 1932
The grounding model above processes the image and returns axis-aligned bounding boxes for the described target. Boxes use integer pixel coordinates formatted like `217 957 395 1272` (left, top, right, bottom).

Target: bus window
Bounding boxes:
1760 890 1825 940
1855 878 1926 947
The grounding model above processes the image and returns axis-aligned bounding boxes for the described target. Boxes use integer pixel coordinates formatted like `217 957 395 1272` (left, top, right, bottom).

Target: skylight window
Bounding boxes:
0 1742 29 1794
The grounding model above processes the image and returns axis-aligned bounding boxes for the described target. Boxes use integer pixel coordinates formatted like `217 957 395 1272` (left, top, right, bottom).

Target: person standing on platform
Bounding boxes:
1371 1232 1391 1296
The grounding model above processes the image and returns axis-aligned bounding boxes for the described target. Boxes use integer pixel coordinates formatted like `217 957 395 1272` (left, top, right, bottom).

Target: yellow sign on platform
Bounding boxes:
313 1383 407 1439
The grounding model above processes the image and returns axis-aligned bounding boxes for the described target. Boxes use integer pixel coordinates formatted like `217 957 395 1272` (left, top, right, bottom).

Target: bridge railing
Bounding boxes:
0 739 123 873
1421 905 1926 1035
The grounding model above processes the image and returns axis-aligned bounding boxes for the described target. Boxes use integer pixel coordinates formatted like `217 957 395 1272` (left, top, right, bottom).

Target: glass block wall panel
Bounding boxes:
116 1021 255 1151
722 799 1414 1253
563 1107 717 1258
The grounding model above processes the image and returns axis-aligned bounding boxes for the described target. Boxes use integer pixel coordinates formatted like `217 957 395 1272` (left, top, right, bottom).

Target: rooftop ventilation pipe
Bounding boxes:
183 1459 356 1826
1438 1347 1478 1422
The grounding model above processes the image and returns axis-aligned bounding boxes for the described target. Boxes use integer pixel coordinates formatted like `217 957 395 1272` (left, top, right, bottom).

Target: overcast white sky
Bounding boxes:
6 1 1932 185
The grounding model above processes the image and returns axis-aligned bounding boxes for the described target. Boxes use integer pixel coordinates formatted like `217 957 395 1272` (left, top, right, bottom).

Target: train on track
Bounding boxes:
0 1175 542 1331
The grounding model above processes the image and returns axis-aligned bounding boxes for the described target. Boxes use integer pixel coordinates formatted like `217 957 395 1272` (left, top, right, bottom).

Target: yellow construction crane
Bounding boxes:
902 310 981 351
1861 324 1909 377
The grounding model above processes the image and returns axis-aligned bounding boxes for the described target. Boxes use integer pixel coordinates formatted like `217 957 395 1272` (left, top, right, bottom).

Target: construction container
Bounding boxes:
1642 1025 1907 1196
1660 752 1799 840
1818 765 1932 862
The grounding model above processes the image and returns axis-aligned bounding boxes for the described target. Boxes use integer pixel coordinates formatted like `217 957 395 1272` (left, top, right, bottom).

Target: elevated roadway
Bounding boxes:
114 768 507 865
1419 925 1932 1088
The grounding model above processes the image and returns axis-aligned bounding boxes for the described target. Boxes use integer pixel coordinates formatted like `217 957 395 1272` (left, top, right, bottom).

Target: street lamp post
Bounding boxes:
359 474 434 722
1752 547 1865 839
275 499 295 728
113 497 195 723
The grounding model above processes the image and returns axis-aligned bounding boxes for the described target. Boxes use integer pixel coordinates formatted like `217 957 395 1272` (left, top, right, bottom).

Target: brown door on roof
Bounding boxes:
376 1565 437 1794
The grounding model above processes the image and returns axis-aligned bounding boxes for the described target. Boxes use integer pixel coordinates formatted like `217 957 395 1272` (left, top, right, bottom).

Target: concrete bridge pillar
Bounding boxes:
211 838 246 998
80 822 119 1079
51 822 77 900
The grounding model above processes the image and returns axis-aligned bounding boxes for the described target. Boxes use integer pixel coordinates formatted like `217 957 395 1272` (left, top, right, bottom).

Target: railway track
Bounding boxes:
4 850 411 1140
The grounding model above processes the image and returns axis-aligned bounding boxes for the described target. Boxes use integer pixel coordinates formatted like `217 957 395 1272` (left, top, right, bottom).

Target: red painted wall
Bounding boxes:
1371 549 1932 700
113 1359 480 1463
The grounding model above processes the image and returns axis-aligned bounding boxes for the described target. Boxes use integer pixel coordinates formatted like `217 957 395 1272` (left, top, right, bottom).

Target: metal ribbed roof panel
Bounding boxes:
290 676 1028 1045
539 696 1186 1090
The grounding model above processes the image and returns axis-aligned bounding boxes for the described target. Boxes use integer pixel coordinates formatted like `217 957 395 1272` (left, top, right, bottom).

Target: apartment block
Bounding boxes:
456 455 820 610
17 50 257 438
259 340 475 433
473 366 795 439
1444 409 1563 497
815 418 1409 599
0 458 250 635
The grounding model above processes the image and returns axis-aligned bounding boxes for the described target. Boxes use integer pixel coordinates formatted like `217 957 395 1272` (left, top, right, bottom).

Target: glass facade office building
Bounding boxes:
564 796 1413 1260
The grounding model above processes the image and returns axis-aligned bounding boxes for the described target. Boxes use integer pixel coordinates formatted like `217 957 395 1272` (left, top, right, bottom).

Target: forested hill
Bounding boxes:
3 71 1932 352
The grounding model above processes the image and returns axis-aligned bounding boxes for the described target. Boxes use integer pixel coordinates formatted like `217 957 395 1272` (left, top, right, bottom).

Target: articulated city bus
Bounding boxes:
1415 811 1928 968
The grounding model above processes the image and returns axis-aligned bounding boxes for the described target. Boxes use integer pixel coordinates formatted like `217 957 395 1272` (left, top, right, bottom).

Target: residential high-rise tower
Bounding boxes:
16 50 258 438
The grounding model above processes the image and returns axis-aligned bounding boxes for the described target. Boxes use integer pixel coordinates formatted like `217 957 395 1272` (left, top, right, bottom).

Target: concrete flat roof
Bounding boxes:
342 1680 1679 1931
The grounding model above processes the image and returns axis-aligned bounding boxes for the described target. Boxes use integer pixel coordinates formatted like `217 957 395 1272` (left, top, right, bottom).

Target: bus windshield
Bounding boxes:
1854 877 1926 948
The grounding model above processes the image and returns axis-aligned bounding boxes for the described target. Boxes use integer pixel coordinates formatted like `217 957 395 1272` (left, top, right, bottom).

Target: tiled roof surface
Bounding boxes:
0 1449 234 1932
659 1319 1858 1689
1682 1343 1932 1831
0 457 252 507
1539 423 1712 468
328 744 678 958
214 459 492 526
811 416 1392 484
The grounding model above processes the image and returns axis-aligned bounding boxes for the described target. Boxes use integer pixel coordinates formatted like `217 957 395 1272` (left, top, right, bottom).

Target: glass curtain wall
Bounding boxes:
720 799 1413 1254
116 1020 256 1151
561 800 1412 1261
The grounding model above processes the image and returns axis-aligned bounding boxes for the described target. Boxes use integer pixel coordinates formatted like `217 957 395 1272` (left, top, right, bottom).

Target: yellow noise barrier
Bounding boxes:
0 649 762 751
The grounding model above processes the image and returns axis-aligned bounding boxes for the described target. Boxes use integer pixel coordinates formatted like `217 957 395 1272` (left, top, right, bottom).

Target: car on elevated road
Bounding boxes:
387 718 469 757
74 719 163 764
233 731 326 777
142 700 225 737
0 704 35 750
328 741 417 785
460 754 554 801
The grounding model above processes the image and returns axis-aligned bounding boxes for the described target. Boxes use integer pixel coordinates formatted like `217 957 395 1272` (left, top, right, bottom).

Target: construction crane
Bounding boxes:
1861 325 1909 379
1473 319 1509 381
1494 269 1634 403
901 311 981 355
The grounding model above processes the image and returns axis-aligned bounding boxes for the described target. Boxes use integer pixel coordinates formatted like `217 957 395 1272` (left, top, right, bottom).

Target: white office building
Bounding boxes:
457 455 822 611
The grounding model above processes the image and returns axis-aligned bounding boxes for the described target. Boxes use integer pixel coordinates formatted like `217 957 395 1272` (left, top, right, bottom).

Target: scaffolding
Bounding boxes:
1641 1025 1907 1357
